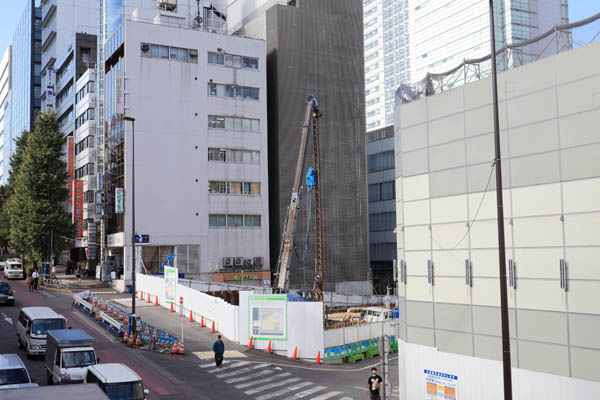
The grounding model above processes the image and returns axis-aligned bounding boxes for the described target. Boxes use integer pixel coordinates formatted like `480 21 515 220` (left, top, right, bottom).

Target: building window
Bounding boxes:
207 83 259 100
208 148 260 163
75 136 95 155
75 163 95 179
75 108 95 129
207 115 260 132
368 150 394 172
370 242 397 261
141 42 198 63
369 212 396 232
208 51 259 70
368 181 395 202
75 81 95 103
209 181 261 196
367 120 381 129
209 214 261 228
157 0 177 12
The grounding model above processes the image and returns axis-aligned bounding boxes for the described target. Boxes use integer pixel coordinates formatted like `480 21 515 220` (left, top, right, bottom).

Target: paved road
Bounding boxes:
0 275 399 399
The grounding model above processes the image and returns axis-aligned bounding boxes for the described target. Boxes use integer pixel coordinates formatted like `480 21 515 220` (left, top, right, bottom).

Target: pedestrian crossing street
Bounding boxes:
198 360 353 400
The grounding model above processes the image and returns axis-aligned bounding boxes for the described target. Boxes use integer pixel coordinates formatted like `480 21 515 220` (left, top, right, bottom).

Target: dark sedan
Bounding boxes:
0 282 15 306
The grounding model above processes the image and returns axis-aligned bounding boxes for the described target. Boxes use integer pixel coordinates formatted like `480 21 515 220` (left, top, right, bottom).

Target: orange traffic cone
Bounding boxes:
119 312 124 321
211 321 216 333
123 315 128 325
128 333 134 346
171 341 178 355
140 291 144 300
170 302 174 313
155 296 159 306
123 331 128 343
144 325 150 335
135 334 141 346
178 340 185 355
315 351 321 364
112 308 118 318
189 310 194 322
147 293 151 303
248 336 253 349
266 340 272 353
200 316 205 327
292 346 298 359
95 312 100 321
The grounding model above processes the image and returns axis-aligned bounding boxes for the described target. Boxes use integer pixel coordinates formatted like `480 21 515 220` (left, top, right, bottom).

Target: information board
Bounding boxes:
248 295 287 341
425 369 457 400
164 266 178 304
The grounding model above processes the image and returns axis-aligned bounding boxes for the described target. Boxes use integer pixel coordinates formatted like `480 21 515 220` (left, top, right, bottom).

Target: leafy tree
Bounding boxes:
8 130 31 190
6 111 73 263
0 185 9 254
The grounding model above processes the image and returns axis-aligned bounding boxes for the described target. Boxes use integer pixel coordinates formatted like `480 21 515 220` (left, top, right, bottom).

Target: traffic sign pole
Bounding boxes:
180 296 184 343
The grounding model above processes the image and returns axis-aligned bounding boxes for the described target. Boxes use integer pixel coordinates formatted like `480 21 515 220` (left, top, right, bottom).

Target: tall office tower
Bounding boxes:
3 1 43 185
0 47 12 184
231 0 370 293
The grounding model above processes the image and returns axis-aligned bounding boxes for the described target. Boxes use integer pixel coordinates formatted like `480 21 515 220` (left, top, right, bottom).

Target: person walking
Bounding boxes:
32 269 40 291
367 367 383 400
75 267 81 282
27 273 34 292
212 335 225 368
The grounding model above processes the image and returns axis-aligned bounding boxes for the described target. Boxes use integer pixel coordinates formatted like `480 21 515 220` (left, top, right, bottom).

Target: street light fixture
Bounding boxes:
123 116 136 315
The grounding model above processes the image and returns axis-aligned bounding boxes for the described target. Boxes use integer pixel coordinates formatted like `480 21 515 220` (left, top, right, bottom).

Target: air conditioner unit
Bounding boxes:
234 257 243 267
140 43 150 52
244 258 253 267
254 257 264 267
223 257 234 268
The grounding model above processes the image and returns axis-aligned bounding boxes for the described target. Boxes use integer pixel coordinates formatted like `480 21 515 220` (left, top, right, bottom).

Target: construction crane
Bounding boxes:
274 95 323 301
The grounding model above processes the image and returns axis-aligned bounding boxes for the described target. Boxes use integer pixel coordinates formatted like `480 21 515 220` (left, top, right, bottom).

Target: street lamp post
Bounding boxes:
488 1 513 399
124 116 136 315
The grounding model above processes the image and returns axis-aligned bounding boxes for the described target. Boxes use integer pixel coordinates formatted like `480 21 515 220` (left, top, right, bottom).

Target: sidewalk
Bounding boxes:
49 264 113 292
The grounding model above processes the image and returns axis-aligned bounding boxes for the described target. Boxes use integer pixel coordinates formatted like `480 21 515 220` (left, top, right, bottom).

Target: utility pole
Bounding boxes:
488 1 513 399
124 116 136 314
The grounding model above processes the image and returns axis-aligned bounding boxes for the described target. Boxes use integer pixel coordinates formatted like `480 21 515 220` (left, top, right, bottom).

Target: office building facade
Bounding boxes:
233 0 371 293
101 12 269 284
0 48 12 185
395 40 600 392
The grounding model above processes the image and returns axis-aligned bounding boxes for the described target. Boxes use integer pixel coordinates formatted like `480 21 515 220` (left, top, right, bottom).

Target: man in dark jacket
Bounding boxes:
213 335 225 367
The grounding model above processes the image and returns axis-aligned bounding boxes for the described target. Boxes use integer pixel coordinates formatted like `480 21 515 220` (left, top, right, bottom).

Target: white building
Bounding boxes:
364 0 569 132
395 39 600 396
102 14 269 285
0 47 12 185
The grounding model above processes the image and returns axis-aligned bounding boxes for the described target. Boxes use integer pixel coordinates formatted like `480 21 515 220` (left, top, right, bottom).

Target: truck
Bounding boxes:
45 329 98 385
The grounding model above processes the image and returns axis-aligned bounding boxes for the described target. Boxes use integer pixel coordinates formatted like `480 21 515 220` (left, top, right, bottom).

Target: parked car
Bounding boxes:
17 307 67 357
0 260 5 271
85 364 148 400
45 329 98 384
0 282 15 306
5 259 24 280
0 354 38 390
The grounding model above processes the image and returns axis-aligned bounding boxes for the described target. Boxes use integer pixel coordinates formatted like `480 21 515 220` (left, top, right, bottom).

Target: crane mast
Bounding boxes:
275 95 322 295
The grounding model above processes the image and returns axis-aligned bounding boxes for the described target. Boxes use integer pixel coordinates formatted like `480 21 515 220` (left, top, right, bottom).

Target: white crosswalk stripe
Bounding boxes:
234 372 292 389
216 363 271 378
309 392 342 400
207 361 251 373
198 358 353 400
254 381 314 400
244 377 302 395
224 369 271 384
281 386 328 400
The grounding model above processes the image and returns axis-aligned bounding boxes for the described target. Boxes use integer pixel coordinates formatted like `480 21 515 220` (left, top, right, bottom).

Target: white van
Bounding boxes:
0 354 38 390
16 307 67 357
5 259 24 280
85 363 148 400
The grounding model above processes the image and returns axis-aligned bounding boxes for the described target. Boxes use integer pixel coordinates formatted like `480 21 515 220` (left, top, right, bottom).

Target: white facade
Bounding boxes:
108 19 269 281
395 41 600 384
40 0 97 110
0 46 11 184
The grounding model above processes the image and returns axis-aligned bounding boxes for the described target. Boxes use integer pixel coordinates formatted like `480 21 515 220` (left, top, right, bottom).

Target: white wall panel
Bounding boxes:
516 280 566 312
470 220 512 249
564 213 600 246
511 184 561 217
518 340 570 377
403 174 430 201
405 250 430 275
432 223 470 250
472 278 500 307
468 189 511 220
513 216 563 247
508 119 558 158
432 249 469 277
404 225 431 250
433 277 470 304
429 113 464 146
565 247 600 279
406 276 433 302
559 109 600 148
513 247 563 279
431 194 468 223
562 178 600 213
465 105 493 137
403 199 430 225
568 281 600 314
507 88 556 128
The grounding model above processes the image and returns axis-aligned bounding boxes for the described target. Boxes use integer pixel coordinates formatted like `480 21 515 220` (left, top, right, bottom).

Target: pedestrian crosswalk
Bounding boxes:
197 360 354 400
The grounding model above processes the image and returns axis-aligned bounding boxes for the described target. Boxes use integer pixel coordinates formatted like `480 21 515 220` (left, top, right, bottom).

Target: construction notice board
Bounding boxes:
164 266 178 304
248 295 287 341
425 369 457 400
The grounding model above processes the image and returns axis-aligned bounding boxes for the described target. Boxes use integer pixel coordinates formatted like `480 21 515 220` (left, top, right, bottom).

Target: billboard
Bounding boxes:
425 370 457 400
248 295 287 341
115 188 123 213
73 179 84 238
67 137 74 206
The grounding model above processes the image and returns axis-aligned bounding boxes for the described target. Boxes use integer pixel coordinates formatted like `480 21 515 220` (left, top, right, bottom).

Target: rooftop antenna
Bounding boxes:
193 0 203 29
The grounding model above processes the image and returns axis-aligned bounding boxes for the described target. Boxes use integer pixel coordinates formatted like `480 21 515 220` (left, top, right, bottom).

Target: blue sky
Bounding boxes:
0 1 599 62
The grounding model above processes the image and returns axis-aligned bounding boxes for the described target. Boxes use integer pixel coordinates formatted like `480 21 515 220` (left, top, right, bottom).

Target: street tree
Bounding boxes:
6 111 73 264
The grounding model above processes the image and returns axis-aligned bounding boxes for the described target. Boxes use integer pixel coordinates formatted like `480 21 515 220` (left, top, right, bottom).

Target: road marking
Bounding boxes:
39 290 56 298
234 373 291 389
199 360 231 368
194 350 246 359
224 369 271 384
338 397 353 400
215 363 271 378
222 358 398 372
309 391 342 400
3 317 13 325
207 361 250 373
243 377 302 395
281 386 328 400
255 381 313 400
